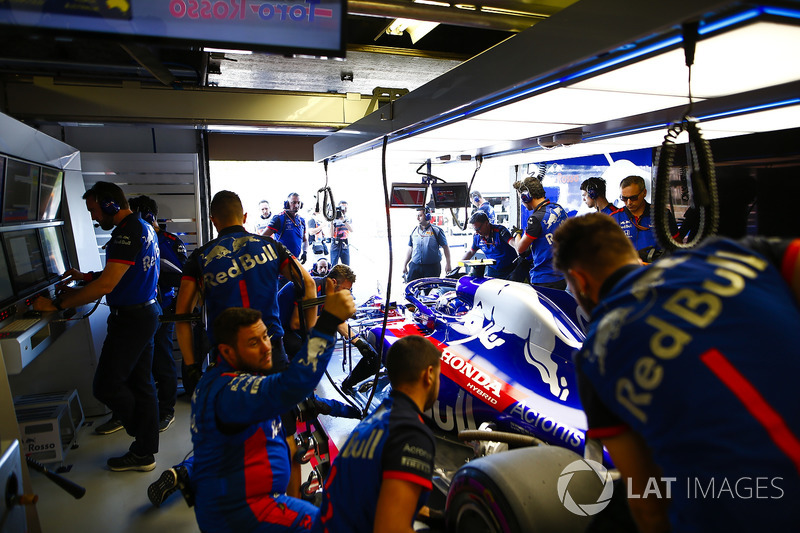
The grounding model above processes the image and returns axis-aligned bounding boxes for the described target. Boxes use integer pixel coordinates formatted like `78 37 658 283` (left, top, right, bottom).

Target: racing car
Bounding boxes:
330 274 627 533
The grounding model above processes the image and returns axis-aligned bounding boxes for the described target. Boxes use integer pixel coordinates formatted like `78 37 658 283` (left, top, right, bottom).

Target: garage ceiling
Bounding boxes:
0 1 578 125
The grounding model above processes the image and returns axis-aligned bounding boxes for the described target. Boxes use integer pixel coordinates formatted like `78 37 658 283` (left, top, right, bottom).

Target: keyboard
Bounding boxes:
0 318 42 333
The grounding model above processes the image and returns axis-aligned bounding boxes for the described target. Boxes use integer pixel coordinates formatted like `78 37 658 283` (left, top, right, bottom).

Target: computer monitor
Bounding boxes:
431 182 470 209
0 241 15 307
39 226 69 282
39 167 64 221
3 159 40 223
2 230 47 295
390 183 428 208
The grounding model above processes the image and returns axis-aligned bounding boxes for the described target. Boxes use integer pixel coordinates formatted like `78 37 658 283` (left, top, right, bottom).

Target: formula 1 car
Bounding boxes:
338 274 626 533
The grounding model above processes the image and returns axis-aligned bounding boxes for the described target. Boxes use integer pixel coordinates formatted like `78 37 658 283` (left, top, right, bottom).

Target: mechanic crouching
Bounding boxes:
191 280 355 533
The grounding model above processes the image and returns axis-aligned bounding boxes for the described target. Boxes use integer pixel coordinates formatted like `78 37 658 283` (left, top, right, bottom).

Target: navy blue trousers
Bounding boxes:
94 302 161 456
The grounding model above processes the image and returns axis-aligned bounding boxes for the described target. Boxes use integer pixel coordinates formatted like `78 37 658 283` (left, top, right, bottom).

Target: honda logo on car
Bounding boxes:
439 348 521 411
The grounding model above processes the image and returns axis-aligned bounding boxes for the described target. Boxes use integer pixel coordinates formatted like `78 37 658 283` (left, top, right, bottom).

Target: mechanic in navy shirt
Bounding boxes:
129 195 188 432
176 191 316 382
403 207 451 282
580 177 615 215
513 176 568 289
461 211 518 279
193 286 355 533
609 175 678 262
470 190 496 224
35 181 162 472
315 335 441 533
552 213 800 533
264 192 308 265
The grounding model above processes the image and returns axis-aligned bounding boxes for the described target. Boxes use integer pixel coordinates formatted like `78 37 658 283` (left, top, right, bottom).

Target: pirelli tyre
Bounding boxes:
445 446 602 533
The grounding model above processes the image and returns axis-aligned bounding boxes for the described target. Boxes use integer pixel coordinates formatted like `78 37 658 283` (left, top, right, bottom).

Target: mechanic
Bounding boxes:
609 175 678 262
278 264 380 396
130 195 187 433
263 192 309 265
461 211 518 279
552 213 800 533
175 190 316 389
193 289 355 532
580 177 615 215
34 181 161 472
252 199 272 235
329 200 353 266
315 335 441 533
403 206 452 282
309 257 330 277
512 176 568 289
470 190 497 224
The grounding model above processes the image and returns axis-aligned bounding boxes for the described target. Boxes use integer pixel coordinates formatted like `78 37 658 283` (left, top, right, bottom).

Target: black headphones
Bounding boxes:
99 196 120 216
142 211 156 224
422 207 432 221
284 194 303 210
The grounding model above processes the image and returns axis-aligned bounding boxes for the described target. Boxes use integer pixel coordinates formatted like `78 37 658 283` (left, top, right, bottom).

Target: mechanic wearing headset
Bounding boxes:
470 190 497 224
34 181 162 472
277 264 380 396
580 177 615 215
315 335 441 533
512 176 568 289
263 192 309 265
193 294 355 532
461 211 518 279
176 190 316 385
609 175 678 262
553 213 800 533
309 257 330 277
403 206 452 282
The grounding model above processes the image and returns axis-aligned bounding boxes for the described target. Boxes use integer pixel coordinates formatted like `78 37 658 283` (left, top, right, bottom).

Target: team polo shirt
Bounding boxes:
182 226 291 345
268 211 306 257
105 212 159 307
524 200 567 284
575 237 800 532
316 390 435 533
609 202 677 252
600 204 616 215
470 224 517 272
477 201 496 224
157 230 187 309
408 224 448 265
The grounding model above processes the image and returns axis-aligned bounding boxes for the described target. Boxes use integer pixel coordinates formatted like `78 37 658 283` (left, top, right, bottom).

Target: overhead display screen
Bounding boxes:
431 182 470 209
3 159 39 223
390 183 428 208
0 0 346 56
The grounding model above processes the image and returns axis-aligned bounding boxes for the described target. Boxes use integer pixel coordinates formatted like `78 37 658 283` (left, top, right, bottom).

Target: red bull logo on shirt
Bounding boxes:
203 244 280 287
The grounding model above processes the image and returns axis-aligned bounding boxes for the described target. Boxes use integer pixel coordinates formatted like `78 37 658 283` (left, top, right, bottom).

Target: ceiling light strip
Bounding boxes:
762 6 800 19
696 98 800 121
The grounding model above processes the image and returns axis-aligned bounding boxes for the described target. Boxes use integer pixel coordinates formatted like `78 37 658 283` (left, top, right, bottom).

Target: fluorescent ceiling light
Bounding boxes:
385 18 439 44
474 87 690 125
413 0 450 6
572 23 800 98
203 47 253 55
413 118 577 142
207 125 334 134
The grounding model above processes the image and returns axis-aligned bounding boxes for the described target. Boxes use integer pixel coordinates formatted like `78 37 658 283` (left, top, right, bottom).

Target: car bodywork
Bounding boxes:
363 275 600 461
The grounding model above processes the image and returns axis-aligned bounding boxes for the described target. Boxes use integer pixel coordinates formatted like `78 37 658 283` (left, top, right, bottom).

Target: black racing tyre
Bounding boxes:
446 447 599 533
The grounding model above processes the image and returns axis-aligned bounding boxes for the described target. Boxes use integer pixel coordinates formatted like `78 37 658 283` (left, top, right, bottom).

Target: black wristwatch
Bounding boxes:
52 296 65 311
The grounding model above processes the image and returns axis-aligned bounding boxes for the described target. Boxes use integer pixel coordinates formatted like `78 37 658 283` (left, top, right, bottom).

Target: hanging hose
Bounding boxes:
317 159 336 221
450 156 483 232
361 135 395 417
653 23 717 251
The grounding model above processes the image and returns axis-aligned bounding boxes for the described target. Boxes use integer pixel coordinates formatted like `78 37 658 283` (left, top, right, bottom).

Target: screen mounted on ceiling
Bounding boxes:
0 0 346 57
431 182 470 209
390 183 428 208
